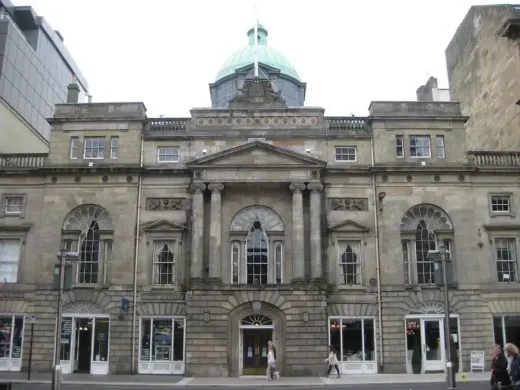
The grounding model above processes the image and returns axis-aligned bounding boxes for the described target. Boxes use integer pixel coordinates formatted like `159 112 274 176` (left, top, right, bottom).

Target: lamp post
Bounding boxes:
431 244 457 390
52 250 78 390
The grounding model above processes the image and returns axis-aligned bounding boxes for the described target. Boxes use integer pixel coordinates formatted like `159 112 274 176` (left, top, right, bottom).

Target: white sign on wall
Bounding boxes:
470 351 485 372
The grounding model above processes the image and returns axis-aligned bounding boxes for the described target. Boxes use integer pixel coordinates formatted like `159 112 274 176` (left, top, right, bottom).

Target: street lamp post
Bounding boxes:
52 250 78 390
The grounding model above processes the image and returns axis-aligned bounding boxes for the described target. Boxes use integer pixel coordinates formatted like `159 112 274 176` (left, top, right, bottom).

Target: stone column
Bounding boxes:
290 182 306 283
190 183 206 282
208 183 224 283
307 183 324 281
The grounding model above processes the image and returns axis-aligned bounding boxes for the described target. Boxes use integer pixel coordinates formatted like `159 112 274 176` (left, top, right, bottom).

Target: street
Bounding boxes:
10 383 490 390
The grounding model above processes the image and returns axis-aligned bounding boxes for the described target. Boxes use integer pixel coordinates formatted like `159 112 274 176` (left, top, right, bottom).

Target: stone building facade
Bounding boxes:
1 23 520 378
446 4 520 150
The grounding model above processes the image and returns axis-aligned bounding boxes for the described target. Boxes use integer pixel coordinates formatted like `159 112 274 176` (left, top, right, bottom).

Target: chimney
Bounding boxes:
67 75 80 104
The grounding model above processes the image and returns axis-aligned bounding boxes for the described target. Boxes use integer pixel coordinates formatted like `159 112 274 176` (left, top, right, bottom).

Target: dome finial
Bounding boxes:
247 22 268 46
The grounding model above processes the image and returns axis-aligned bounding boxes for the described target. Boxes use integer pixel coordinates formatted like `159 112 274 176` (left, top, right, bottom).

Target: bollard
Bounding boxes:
53 365 62 390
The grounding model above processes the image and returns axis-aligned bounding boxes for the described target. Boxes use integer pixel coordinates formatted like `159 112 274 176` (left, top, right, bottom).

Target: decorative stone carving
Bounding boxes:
63 204 114 231
241 314 273 326
329 198 368 211
307 183 323 192
400 204 453 232
140 292 187 302
189 183 206 192
230 206 284 232
409 301 450 315
0 291 25 299
228 78 287 109
146 198 185 211
289 182 306 192
63 301 105 315
208 183 224 192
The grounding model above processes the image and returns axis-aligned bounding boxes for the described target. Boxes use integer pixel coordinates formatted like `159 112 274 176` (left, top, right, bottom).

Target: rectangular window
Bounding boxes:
231 242 240 284
4 196 24 215
110 137 119 159
395 135 404 158
335 146 357 162
0 239 21 283
70 137 79 159
493 316 520 350
139 317 185 367
409 136 431 158
491 195 511 213
157 147 180 163
402 240 410 284
274 241 283 284
338 240 362 285
0 315 24 360
495 238 517 283
83 137 105 159
329 318 376 364
153 240 175 285
436 135 445 158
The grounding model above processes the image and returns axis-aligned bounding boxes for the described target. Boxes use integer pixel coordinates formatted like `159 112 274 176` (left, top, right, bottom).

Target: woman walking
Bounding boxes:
491 344 511 389
505 343 520 389
266 346 276 381
325 346 340 378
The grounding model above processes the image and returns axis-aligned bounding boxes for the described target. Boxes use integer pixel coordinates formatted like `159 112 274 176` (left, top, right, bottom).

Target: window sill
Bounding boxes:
490 212 515 218
405 283 458 291
73 284 109 290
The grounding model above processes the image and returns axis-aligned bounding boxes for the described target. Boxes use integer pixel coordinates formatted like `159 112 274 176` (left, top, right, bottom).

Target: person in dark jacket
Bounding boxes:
505 343 520 389
491 344 511 389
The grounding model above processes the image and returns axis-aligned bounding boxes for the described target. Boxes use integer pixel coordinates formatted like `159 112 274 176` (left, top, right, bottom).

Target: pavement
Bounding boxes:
1 371 490 388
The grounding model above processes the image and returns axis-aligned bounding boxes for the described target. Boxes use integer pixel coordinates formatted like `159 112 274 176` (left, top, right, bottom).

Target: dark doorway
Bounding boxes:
75 318 92 373
242 328 272 375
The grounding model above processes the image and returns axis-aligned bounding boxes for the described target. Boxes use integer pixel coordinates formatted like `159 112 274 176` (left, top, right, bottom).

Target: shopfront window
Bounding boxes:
60 318 73 361
329 317 376 362
493 316 520 349
140 317 185 362
93 319 109 362
0 315 24 369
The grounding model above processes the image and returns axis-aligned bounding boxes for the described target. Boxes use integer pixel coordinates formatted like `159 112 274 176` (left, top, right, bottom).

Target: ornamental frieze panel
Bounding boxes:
329 198 368 211
194 116 319 127
146 198 185 211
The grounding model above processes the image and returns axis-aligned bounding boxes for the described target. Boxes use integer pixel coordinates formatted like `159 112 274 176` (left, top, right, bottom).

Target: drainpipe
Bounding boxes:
370 136 384 372
131 135 144 374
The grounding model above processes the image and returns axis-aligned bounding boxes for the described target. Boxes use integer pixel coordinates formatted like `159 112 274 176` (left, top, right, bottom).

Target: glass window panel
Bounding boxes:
335 146 357 161
152 318 172 361
11 316 23 359
495 238 517 282
0 239 21 283
415 221 436 284
402 240 410 284
93 319 109 362
409 136 431 158
231 242 240 284
493 317 504 348
140 318 151 361
59 317 72 360
153 241 175 285
338 241 362 285
83 137 105 159
173 319 184 361
0 316 12 358
275 242 283 284
395 135 404 158
329 319 341 360
504 316 520 348
246 220 268 285
342 319 363 361
157 147 180 163
436 136 445 158
363 319 375 361
78 221 100 284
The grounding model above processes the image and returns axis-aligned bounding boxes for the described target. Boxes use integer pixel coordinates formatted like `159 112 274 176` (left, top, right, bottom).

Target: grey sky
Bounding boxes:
17 0 506 117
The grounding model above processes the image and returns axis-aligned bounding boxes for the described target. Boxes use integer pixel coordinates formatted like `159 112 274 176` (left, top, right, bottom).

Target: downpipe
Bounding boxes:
370 136 384 372
131 137 144 374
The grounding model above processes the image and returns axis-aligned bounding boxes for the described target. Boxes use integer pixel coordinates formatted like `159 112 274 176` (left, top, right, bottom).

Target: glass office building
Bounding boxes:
0 0 88 141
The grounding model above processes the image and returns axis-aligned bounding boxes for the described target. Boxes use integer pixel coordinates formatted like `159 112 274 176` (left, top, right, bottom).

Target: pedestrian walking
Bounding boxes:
505 343 520 389
324 346 340 378
266 346 276 381
491 344 511 389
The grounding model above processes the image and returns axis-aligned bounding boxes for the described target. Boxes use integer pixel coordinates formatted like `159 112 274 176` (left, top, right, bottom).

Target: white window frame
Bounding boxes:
402 239 411 284
274 241 283 284
0 238 21 283
490 194 512 215
4 197 24 215
110 137 119 159
152 240 177 286
436 135 445 159
70 137 79 160
83 137 105 160
337 240 362 286
395 135 404 158
157 147 180 163
334 146 357 162
409 135 431 158
231 241 240 284
75 231 112 286
493 237 518 283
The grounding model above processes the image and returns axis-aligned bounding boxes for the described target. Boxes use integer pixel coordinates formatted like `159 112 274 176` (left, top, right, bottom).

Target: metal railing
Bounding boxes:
467 151 520 166
0 154 47 168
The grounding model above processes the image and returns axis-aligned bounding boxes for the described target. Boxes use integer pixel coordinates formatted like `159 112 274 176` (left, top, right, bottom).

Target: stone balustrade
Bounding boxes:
467 151 520 166
146 118 189 131
0 154 47 168
326 116 369 131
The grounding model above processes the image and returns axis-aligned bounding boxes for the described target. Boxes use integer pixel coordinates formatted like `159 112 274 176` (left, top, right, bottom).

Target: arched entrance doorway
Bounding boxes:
240 314 274 375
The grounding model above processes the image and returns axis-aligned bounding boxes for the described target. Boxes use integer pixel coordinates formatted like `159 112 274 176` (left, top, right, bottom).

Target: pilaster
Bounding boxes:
190 183 206 282
308 183 324 281
208 183 224 283
290 182 306 283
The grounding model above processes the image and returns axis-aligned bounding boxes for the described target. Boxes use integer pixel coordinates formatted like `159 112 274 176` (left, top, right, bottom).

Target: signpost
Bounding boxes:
27 316 36 380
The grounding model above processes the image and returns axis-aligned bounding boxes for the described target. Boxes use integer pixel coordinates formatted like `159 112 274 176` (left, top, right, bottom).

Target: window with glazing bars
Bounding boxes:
153 241 175 285
338 241 362 285
495 238 517 282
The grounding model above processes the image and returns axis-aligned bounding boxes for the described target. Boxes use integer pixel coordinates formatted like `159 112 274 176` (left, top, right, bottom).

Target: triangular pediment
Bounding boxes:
187 141 326 168
141 219 186 232
328 219 370 232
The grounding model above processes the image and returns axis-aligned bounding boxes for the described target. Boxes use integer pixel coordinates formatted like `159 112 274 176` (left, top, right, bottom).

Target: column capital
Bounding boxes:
307 183 324 192
289 182 306 192
208 183 224 192
189 183 206 193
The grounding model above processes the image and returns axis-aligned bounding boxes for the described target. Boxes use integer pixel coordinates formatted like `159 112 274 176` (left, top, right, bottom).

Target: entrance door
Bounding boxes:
242 329 272 375
75 318 92 373
421 319 445 372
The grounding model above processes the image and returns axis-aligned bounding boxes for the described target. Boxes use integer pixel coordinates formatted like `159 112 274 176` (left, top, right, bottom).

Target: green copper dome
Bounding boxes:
215 24 300 82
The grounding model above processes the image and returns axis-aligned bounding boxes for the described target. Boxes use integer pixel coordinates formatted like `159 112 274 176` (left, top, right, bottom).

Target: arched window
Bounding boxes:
62 204 114 285
247 220 269 284
229 206 285 285
400 204 454 285
339 241 362 285
153 241 175 285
